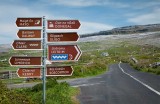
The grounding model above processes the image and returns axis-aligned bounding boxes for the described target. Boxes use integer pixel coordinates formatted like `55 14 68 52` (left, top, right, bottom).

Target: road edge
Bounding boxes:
118 62 160 96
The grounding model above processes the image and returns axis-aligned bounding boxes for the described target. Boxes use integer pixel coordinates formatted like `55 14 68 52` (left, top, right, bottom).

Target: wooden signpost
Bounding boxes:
9 56 41 66
17 30 41 38
12 40 41 50
48 45 81 62
47 32 79 42
47 20 80 29
16 18 42 27
17 68 41 78
46 66 73 76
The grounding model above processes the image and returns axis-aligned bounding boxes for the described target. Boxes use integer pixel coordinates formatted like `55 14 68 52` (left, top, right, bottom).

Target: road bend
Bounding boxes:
69 63 160 104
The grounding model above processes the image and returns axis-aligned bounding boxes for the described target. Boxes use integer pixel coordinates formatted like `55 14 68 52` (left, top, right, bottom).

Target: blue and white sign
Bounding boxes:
51 54 68 60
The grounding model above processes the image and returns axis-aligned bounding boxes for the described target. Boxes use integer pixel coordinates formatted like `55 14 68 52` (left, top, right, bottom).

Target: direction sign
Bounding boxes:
9 56 41 66
47 20 80 29
17 68 41 78
46 66 73 76
48 45 82 62
16 17 42 27
12 40 41 50
17 30 41 38
47 32 79 42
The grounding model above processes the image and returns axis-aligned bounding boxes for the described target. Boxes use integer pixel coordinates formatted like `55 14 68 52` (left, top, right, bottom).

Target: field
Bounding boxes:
0 32 160 103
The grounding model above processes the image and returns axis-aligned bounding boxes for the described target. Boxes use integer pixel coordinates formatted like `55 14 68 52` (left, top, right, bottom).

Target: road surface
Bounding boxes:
69 63 160 104
7 82 41 89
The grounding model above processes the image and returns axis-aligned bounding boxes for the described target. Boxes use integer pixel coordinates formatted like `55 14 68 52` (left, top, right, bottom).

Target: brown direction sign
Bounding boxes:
47 20 80 29
9 56 41 66
17 68 41 78
48 45 82 62
16 18 42 27
17 30 41 38
46 66 73 76
12 40 41 50
47 32 79 42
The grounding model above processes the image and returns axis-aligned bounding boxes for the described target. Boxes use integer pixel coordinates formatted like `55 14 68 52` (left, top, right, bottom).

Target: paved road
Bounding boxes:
7 82 41 89
69 63 160 104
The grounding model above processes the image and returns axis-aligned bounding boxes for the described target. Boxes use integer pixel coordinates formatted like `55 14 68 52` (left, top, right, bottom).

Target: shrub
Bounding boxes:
0 80 34 104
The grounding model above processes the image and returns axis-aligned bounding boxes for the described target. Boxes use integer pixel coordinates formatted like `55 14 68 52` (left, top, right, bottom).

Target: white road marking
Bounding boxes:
71 83 102 87
100 81 106 83
118 62 160 96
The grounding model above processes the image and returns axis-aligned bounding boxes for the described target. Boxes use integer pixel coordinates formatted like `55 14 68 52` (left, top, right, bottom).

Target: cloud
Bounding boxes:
0 3 114 44
132 1 160 9
0 4 51 44
128 8 160 24
44 0 129 8
78 21 114 34
52 0 101 7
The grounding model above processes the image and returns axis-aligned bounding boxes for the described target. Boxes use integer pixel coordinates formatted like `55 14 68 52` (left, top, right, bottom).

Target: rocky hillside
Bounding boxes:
81 24 160 38
0 44 11 53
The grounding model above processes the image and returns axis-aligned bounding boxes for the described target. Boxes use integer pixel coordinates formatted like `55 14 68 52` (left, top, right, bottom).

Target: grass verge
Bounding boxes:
15 79 80 104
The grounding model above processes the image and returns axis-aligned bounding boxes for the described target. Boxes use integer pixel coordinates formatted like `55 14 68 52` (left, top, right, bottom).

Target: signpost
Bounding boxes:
48 45 82 62
17 30 41 38
12 40 41 50
47 20 80 29
16 18 42 27
46 66 73 76
47 32 79 42
10 17 81 104
17 68 41 78
9 56 41 66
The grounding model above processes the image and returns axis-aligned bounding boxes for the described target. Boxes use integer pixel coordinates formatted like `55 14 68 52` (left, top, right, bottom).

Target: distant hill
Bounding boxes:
81 24 160 38
0 44 11 53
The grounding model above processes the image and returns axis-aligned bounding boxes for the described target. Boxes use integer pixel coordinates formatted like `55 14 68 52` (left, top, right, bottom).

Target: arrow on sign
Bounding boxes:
47 32 79 42
17 30 41 38
16 17 42 27
9 56 42 66
47 20 81 29
48 45 82 62
17 68 41 78
12 40 42 50
46 66 73 76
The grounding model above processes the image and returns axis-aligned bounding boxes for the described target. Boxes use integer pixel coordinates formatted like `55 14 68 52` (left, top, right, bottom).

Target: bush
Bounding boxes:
0 80 34 104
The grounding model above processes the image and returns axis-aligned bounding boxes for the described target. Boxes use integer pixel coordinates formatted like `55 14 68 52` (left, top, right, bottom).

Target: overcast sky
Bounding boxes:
0 0 160 44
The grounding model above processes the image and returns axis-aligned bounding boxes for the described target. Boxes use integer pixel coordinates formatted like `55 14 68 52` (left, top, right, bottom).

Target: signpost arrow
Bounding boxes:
46 66 73 76
17 30 41 38
9 56 42 66
12 40 42 50
47 32 79 42
48 45 82 62
47 20 81 29
16 17 42 27
17 68 41 78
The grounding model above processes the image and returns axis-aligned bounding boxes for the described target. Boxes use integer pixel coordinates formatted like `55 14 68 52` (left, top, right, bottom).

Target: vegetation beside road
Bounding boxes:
0 79 79 104
0 80 34 104
0 33 160 104
15 79 79 104
106 42 160 75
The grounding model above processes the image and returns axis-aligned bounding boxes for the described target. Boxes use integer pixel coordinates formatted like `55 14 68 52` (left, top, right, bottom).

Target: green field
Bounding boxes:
0 34 160 104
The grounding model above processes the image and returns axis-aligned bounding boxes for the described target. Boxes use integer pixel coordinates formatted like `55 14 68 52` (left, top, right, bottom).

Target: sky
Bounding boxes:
0 0 160 44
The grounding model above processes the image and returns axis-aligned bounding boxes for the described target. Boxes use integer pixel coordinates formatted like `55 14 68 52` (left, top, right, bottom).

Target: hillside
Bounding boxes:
81 23 160 38
0 44 11 53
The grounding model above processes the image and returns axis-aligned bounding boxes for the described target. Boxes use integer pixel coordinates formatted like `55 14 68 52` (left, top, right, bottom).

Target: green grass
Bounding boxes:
1 37 160 104
2 78 24 84
15 79 79 104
